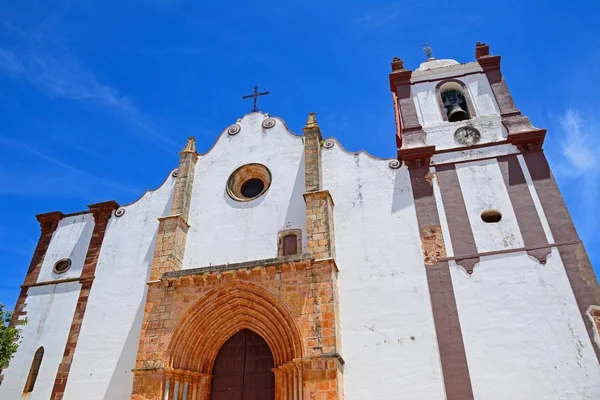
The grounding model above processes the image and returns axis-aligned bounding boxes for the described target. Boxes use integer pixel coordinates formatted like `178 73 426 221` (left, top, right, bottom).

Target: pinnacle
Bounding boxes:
305 112 319 129
180 136 197 155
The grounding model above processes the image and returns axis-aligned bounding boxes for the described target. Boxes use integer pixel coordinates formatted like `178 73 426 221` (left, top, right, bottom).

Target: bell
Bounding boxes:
448 104 469 122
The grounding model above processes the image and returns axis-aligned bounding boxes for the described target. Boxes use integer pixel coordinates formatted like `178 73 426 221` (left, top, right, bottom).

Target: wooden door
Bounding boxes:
211 329 275 400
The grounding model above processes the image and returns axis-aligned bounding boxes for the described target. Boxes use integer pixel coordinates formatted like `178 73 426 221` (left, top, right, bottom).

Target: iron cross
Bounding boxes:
242 85 270 112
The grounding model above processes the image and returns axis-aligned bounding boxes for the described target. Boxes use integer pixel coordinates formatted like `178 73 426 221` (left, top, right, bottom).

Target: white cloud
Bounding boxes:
553 109 600 238
558 109 597 177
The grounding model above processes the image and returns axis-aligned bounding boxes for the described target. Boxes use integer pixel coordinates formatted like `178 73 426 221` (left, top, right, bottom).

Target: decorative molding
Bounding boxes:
507 128 546 152
390 56 405 71
398 145 436 168
171 169 179 178
388 159 401 169
227 124 241 135
115 207 126 217
262 118 276 129
323 139 335 149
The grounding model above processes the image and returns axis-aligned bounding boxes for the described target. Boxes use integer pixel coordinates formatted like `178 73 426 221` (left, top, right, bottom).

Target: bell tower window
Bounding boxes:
436 79 476 123
442 90 470 122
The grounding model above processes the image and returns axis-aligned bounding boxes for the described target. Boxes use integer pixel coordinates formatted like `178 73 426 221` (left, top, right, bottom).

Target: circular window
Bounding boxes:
481 209 502 223
53 258 72 274
227 163 271 201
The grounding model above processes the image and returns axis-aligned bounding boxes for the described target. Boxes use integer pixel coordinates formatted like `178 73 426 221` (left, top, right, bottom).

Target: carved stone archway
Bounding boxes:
131 256 343 400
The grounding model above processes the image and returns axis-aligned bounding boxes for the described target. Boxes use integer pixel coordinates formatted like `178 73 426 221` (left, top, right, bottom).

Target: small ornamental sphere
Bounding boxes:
262 118 276 129
115 207 126 217
388 159 401 169
227 124 241 135
323 139 335 148
172 169 179 178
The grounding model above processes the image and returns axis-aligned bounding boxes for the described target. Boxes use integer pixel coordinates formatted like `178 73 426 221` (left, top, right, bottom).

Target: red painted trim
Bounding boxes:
497 155 550 262
435 165 480 273
523 152 600 361
409 167 474 400
50 201 118 400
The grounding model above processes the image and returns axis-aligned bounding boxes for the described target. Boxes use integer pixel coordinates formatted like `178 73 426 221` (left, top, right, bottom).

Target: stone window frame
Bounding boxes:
435 79 477 122
226 163 272 202
277 228 303 257
52 258 72 275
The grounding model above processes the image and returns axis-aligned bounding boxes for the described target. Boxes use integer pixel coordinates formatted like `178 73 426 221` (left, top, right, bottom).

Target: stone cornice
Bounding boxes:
162 253 314 280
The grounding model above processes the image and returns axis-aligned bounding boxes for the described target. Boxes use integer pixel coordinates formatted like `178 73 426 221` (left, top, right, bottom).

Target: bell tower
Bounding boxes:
388 43 600 400
389 42 546 167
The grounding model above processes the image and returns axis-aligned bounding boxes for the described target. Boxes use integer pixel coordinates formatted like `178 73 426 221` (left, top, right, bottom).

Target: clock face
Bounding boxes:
454 126 481 146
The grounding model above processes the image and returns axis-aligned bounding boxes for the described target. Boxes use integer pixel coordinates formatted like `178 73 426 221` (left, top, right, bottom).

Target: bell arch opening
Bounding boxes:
211 329 274 400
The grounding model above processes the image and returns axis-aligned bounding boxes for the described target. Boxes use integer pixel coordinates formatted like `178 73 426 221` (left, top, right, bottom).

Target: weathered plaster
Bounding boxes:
62 174 175 400
452 250 600 399
37 214 94 283
322 145 446 399
183 112 307 268
0 283 81 399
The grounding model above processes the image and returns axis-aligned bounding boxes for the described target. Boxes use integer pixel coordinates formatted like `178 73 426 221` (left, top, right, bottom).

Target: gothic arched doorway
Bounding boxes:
211 329 275 400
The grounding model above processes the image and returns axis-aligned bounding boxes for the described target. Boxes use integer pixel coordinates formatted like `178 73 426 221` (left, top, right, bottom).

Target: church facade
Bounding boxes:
2 42 600 400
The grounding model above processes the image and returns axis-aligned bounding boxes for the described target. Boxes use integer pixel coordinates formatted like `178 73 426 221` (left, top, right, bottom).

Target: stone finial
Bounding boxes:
180 136 198 155
475 42 490 59
391 57 404 71
305 112 319 129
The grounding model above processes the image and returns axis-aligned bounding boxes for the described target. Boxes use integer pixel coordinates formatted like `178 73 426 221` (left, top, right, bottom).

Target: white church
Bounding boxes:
1 42 599 400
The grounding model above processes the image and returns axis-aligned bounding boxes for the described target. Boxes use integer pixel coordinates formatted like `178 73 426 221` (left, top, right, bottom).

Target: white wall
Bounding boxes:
37 213 95 283
63 174 175 400
436 158 600 399
322 143 446 400
183 112 306 268
0 214 94 399
0 283 81 399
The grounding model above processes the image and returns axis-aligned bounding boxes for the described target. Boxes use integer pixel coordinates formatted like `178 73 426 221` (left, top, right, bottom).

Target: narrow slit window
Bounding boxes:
282 234 298 256
23 346 44 393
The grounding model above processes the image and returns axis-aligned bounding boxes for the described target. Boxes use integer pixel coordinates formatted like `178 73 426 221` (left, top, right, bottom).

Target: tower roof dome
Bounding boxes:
415 58 460 71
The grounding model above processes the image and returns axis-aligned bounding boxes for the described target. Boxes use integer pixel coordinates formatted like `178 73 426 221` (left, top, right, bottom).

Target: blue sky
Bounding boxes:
1 0 599 308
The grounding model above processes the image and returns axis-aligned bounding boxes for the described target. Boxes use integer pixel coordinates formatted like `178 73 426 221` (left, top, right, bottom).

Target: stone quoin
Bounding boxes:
1 42 600 400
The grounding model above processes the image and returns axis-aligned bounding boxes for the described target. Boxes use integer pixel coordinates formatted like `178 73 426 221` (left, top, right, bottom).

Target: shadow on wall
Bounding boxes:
391 169 414 215
283 152 307 250
102 294 147 399
100 187 169 399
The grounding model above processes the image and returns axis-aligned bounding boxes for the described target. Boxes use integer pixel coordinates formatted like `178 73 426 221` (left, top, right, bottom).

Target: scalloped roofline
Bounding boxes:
196 111 304 157
322 137 396 163
50 111 397 218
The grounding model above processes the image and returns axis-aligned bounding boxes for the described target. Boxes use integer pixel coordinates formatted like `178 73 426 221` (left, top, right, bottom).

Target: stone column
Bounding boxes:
301 355 344 400
163 377 171 400
190 373 199 400
150 137 199 281
303 113 336 261
196 374 211 400
131 138 199 400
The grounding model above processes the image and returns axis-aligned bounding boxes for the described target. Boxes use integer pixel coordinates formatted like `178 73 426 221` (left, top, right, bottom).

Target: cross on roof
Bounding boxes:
242 85 270 112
